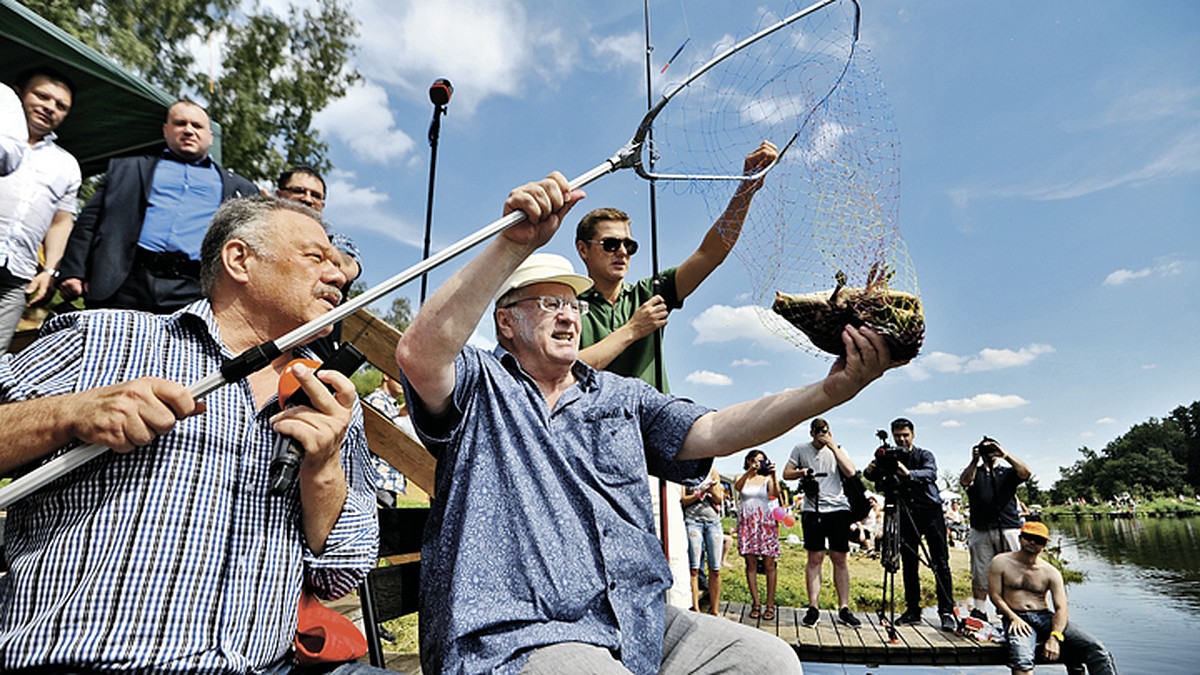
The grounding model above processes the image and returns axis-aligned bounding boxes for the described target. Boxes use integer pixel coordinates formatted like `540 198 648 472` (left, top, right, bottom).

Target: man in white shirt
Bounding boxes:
0 67 81 352
783 417 862 628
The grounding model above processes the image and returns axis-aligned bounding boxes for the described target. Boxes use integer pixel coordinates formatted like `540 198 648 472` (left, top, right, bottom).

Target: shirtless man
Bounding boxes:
988 521 1118 675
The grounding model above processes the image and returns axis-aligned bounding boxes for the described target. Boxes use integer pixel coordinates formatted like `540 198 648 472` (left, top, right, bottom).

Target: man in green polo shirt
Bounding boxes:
575 140 778 388
574 141 779 608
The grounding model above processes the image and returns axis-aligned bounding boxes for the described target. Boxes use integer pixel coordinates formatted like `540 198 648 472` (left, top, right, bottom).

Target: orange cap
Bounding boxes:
1020 521 1050 539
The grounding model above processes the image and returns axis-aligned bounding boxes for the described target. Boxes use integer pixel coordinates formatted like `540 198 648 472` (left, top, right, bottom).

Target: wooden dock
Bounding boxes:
719 601 1011 666
330 595 1017 670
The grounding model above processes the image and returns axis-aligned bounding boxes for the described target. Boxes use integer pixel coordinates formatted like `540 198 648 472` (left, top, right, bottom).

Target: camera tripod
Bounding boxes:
874 484 956 640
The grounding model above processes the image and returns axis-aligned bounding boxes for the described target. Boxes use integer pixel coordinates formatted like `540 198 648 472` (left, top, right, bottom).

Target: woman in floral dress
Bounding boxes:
735 448 781 620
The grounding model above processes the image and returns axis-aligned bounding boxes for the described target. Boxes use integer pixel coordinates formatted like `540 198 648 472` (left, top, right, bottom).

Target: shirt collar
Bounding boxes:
161 147 214 168
492 344 597 391
30 130 58 149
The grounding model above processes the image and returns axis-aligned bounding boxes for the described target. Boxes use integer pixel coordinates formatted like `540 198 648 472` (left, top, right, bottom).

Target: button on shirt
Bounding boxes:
404 345 712 675
0 132 80 278
0 300 379 672
137 151 223 259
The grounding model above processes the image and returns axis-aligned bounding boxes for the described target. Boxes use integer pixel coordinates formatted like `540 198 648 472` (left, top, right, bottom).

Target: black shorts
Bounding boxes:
801 510 853 553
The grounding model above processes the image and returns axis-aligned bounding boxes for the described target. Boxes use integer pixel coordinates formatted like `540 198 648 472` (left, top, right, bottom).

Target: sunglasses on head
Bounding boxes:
587 237 639 255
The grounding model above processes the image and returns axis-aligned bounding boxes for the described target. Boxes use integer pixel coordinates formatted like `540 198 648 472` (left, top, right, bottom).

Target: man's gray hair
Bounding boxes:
199 195 324 296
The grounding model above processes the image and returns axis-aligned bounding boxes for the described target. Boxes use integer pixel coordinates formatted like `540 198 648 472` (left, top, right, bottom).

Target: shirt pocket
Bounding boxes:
584 407 645 481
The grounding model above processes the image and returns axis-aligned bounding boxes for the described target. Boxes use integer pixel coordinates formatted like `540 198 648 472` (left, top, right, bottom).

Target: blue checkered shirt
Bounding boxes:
0 300 378 672
404 345 712 675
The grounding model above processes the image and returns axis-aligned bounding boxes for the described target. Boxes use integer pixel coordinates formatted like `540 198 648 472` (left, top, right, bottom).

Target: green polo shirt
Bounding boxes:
579 268 681 392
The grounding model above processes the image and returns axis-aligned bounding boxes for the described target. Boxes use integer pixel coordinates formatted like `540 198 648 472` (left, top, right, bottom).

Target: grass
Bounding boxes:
719 520 974 611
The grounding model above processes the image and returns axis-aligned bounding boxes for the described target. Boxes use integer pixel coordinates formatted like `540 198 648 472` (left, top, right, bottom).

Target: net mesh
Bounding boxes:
649 0 921 358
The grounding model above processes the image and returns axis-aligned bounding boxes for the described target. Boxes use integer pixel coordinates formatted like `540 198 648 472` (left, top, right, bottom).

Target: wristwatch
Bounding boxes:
42 268 59 278
1049 630 1065 642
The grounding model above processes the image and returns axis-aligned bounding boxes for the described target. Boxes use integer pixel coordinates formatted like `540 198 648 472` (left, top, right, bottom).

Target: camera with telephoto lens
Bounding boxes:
872 429 906 489
975 436 1001 458
757 458 773 476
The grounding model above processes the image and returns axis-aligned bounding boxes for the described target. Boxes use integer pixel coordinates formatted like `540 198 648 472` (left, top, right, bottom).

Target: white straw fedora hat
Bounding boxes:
496 253 593 302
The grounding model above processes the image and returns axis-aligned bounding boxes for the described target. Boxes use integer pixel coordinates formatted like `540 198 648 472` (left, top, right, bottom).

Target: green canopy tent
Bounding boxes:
0 0 223 177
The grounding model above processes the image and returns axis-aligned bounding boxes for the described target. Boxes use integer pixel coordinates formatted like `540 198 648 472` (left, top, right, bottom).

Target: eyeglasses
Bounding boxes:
280 185 326 203
501 295 589 316
586 237 639 255
1020 535 1048 546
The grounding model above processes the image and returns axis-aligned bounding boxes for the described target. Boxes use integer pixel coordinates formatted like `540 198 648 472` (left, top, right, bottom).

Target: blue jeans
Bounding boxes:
1004 609 1118 674
685 518 724 570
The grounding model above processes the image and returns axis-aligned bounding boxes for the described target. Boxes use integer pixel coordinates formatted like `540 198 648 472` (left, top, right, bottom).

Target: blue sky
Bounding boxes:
246 0 1199 489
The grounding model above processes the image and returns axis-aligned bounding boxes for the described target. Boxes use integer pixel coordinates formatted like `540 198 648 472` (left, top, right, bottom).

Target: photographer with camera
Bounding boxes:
960 436 1032 622
865 418 957 631
783 418 862 628
735 449 782 621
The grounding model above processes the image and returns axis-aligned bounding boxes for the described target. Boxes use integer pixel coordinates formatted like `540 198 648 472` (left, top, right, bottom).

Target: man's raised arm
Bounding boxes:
395 173 584 415
678 325 898 460
674 140 778 300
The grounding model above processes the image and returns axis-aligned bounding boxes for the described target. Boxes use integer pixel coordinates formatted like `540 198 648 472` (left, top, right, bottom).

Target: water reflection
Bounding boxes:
1054 515 1200 612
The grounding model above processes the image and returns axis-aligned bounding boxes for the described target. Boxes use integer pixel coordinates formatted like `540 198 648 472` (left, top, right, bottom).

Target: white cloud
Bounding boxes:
685 370 733 386
315 80 415 164
590 31 644 69
910 344 1054 376
1022 417 1040 425
964 345 1055 373
691 305 788 349
906 393 1029 416
1103 259 1187 286
940 420 963 428
948 131 1200 205
1096 417 1116 425
348 0 575 117
322 170 423 246
731 358 769 367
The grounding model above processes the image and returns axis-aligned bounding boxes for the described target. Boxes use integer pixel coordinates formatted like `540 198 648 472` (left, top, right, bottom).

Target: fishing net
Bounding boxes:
649 0 922 360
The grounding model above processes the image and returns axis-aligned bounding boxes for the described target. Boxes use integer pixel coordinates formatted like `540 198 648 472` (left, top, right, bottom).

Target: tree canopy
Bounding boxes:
23 0 359 183
1051 401 1200 502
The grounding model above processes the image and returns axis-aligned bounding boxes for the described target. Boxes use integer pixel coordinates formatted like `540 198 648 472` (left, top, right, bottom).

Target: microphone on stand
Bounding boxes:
268 344 366 496
421 78 453 305
429 78 453 107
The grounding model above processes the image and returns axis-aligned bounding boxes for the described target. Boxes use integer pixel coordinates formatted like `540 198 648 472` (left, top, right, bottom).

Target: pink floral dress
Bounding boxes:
737 478 781 557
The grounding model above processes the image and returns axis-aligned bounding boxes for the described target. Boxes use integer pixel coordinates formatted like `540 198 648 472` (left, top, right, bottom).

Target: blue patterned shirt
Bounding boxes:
0 300 379 672
404 345 712 675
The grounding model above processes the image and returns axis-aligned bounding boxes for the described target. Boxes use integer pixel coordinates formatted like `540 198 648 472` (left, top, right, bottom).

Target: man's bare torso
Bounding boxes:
996 553 1054 612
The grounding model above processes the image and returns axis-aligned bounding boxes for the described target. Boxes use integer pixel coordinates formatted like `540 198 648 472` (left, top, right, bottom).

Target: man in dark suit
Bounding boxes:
58 100 258 312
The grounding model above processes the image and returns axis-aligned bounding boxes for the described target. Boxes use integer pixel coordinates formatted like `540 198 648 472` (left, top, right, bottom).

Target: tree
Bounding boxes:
23 0 359 183
1170 402 1200 488
382 296 413 334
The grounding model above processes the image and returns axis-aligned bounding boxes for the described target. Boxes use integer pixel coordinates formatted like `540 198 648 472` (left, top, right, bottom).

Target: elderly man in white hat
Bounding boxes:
396 172 903 675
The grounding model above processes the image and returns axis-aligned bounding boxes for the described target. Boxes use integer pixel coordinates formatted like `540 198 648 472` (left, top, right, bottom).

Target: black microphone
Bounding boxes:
429 78 453 107
268 344 366 496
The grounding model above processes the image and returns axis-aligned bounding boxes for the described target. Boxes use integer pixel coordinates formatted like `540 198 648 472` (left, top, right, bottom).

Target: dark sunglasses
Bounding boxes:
587 237 639 255
1020 534 1048 546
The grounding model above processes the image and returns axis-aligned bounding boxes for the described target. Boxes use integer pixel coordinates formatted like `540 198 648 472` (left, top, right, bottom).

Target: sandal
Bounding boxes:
749 604 761 619
763 607 776 621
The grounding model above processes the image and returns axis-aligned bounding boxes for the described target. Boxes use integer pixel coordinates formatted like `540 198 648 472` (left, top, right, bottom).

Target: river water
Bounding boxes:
805 515 1200 674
